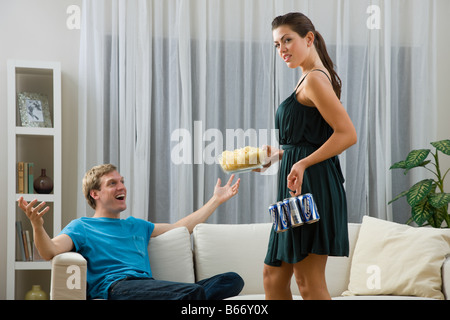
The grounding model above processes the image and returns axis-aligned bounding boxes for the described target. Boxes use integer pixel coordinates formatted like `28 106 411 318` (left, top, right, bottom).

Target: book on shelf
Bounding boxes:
28 162 34 193
23 230 32 261
18 162 24 194
17 161 34 194
15 221 26 261
16 221 32 261
15 221 44 262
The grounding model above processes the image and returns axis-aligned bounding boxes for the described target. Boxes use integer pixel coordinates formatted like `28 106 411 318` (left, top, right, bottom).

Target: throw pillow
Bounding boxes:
148 227 195 283
342 216 450 299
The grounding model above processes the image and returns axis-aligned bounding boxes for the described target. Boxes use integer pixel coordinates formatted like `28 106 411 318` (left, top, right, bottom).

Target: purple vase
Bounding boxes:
33 169 53 194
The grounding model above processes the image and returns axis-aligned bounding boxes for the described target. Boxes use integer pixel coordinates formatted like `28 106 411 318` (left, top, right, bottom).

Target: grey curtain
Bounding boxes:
78 0 437 225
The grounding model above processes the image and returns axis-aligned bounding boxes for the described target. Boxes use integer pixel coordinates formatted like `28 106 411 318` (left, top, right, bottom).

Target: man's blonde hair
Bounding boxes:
82 164 117 209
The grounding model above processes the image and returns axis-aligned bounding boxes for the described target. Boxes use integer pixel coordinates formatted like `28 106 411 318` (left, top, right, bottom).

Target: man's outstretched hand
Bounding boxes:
213 174 240 205
18 197 50 229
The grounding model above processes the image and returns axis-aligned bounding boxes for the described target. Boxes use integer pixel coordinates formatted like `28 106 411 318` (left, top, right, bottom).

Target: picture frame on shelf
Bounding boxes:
17 92 52 128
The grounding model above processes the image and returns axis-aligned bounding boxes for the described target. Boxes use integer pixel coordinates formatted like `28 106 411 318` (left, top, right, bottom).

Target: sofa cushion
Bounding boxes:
326 223 360 297
148 227 195 283
193 223 283 295
193 223 360 297
342 216 450 299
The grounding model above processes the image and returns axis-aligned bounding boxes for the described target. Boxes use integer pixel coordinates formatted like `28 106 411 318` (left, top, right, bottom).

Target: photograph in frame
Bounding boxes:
17 92 52 128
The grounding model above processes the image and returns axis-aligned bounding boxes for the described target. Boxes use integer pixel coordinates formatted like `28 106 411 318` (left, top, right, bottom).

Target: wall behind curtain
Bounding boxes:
77 0 437 225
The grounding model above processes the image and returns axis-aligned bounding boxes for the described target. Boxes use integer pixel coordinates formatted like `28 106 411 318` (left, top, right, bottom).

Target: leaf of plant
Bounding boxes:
429 193 450 208
390 160 407 170
431 139 450 155
427 206 447 228
403 161 430 175
406 179 434 207
388 190 409 205
411 199 435 226
402 160 431 176
418 160 431 167
405 149 430 169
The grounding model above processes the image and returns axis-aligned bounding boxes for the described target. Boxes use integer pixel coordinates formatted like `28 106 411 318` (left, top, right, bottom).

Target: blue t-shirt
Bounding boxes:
60 216 155 299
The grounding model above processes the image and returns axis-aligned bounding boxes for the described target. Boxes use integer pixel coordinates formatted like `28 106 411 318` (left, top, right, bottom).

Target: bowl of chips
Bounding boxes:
217 146 268 174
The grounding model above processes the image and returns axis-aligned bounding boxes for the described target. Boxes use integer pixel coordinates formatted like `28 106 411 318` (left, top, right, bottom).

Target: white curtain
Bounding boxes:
77 0 437 225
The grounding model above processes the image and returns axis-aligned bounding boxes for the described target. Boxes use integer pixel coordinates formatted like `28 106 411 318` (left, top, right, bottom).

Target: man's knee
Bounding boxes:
196 272 245 299
222 272 245 295
183 283 206 300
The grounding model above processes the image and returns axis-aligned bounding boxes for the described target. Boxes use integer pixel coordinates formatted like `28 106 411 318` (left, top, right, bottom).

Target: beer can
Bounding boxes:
298 193 320 224
282 199 293 228
268 204 279 231
287 197 304 227
277 201 290 232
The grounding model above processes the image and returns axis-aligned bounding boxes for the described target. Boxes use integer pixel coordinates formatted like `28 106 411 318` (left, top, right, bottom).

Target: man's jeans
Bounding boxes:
108 272 244 300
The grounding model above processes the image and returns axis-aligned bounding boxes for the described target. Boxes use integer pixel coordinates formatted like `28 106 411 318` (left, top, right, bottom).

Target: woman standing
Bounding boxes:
260 12 357 300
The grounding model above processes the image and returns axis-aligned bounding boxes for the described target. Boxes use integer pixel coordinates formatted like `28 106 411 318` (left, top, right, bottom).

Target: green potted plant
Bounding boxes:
389 139 450 228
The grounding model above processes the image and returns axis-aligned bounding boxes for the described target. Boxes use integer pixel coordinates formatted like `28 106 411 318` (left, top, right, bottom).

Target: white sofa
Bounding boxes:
50 222 450 300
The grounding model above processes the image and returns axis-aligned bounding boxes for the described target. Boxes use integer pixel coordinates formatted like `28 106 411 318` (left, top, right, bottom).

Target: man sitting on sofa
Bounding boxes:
18 163 244 300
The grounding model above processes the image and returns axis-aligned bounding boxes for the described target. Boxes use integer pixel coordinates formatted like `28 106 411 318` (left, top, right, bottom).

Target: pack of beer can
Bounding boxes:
268 193 320 233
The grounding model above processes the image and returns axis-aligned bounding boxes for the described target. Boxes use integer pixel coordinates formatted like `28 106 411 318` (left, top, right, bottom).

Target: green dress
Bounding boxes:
264 70 349 266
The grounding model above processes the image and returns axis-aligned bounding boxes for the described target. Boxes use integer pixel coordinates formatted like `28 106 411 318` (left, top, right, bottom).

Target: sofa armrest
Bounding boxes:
50 252 87 300
442 256 450 300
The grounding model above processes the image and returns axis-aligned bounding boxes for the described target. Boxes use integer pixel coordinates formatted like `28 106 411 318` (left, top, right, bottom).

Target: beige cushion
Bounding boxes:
326 223 361 297
193 223 281 295
193 222 360 297
343 216 450 299
148 227 195 283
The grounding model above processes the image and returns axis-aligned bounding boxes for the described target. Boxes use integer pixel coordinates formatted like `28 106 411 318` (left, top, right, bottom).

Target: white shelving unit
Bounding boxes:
6 60 61 300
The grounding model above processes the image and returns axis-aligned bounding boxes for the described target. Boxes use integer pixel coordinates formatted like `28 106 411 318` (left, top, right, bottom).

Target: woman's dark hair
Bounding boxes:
272 12 342 99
